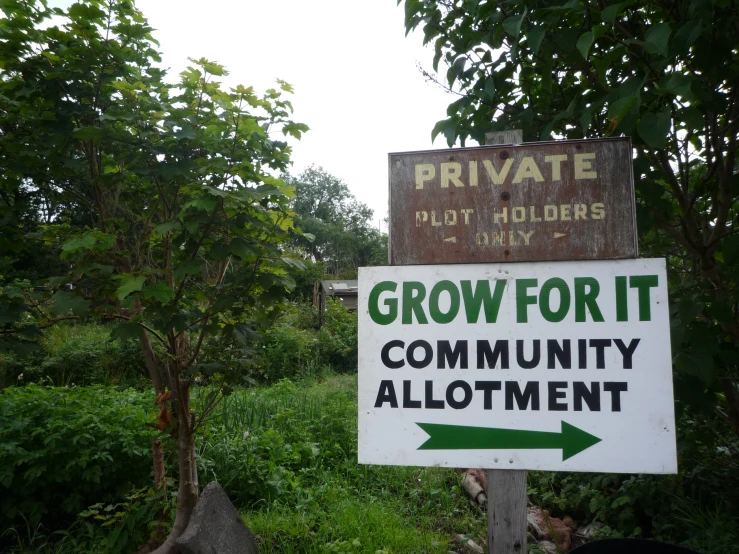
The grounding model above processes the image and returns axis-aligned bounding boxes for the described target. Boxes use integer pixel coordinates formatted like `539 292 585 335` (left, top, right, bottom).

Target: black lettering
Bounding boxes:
517 340 541 369
446 380 473 409
407 340 433 369
547 339 571 369
548 381 568 411
425 380 445 409
614 338 640 369
604 382 628 411
475 381 502 409
573 382 601 411
403 380 422 408
438 340 468 369
578 338 587 369
374 380 398 408
590 339 612 369
505 381 540 410
477 340 509 369
381 340 404 369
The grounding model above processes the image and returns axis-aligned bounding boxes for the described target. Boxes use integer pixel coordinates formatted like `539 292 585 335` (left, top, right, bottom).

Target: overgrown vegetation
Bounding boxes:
3 371 738 553
0 385 156 534
2 0 739 552
0 323 147 387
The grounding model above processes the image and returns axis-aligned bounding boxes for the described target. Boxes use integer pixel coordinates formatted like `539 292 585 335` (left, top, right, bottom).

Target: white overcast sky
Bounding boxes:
128 0 462 227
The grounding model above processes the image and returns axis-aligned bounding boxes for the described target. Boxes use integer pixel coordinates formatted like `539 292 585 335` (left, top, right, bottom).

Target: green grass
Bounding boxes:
196 374 487 553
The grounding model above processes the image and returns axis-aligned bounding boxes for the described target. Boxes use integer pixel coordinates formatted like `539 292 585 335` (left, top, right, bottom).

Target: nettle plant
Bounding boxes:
0 1 308 551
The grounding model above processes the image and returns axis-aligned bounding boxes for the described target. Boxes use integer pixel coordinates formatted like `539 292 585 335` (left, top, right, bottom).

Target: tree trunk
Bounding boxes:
150 385 199 554
140 329 165 395
152 437 168 544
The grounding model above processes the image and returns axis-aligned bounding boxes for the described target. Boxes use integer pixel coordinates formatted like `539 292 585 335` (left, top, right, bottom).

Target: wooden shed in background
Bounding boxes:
314 280 358 328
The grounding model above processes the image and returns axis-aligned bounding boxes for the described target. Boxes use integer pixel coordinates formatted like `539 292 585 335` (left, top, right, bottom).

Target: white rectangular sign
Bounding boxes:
358 259 677 473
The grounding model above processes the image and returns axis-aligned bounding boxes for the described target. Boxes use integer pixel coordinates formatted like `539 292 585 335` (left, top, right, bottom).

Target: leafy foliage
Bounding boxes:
285 166 387 279
400 0 739 436
0 385 156 536
254 301 358 382
0 0 308 542
0 323 148 387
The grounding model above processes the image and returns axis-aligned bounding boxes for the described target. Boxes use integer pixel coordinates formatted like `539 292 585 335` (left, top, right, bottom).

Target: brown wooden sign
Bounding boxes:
388 137 637 265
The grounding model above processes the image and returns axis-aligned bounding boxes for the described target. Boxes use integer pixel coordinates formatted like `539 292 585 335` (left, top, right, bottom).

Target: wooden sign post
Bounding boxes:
359 132 676 554
485 130 526 554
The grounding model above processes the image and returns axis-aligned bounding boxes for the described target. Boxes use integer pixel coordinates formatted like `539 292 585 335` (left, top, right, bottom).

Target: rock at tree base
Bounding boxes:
176 482 258 554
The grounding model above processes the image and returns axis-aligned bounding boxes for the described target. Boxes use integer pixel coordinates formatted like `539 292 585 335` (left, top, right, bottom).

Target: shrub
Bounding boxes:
257 323 320 382
317 299 357 372
0 384 157 535
0 323 148 387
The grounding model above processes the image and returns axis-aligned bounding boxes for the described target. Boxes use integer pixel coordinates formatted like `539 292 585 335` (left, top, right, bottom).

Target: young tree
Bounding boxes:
0 1 307 550
401 0 739 435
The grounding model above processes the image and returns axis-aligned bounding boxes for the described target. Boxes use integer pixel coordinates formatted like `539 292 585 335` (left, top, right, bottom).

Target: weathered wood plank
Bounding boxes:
487 469 528 554
485 129 523 145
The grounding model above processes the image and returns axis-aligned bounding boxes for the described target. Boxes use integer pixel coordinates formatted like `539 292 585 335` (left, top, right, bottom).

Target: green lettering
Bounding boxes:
461 279 506 323
615 276 628 321
574 277 604 322
429 280 460 324
368 281 398 325
402 282 428 324
516 279 538 323
630 275 658 321
539 278 570 322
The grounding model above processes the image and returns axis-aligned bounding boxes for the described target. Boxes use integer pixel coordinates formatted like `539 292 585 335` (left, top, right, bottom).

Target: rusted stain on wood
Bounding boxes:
388 137 637 265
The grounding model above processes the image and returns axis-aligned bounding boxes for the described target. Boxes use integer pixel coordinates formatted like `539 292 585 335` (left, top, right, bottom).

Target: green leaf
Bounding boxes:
110 322 142 341
50 291 90 318
576 31 594 59
483 77 496 100
502 8 527 38
116 276 146 300
184 196 218 212
143 282 175 303
637 107 671 148
601 1 631 23
671 19 701 56
153 220 181 235
659 73 693 99
431 118 457 147
644 22 671 57
174 259 201 280
526 27 545 55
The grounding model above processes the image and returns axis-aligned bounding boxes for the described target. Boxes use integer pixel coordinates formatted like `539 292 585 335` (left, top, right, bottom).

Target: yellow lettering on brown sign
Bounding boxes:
483 158 514 185
493 207 508 225
415 164 435 189
512 157 544 183
469 161 478 187
441 162 464 188
591 202 605 219
574 153 597 179
544 155 568 181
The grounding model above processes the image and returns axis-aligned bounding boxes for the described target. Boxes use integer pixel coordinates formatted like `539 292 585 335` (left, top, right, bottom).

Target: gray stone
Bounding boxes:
575 522 610 540
537 540 558 554
454 534 484 554
176 482 258 554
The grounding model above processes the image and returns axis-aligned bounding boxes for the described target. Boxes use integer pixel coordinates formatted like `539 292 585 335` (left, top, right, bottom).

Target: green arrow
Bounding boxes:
416 421 601 461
